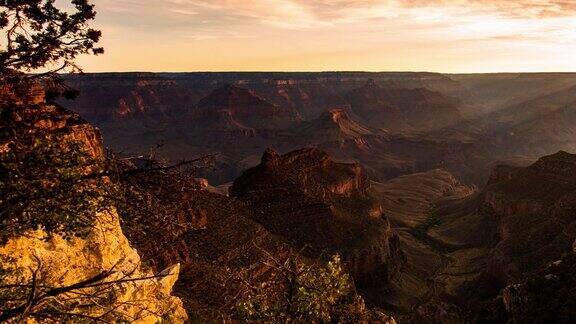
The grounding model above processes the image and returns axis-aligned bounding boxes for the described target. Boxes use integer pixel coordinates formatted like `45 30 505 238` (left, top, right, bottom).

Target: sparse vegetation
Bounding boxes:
0 135 112 243
411 206 442 242
106 152 213 255
410 206 458 253
236 252 392 323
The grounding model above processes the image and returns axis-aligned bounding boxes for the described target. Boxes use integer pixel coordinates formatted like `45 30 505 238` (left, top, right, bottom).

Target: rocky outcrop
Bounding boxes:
480 250 576 323
116 186 294 321
349 222 404 287
0 209 187 323
230 148 405 299
297 108 377 144
346 82 463 133
1 86 105 159
0 84 187 322
475 151 576 284
384 151 576 321
60 73 195 122
194 84 302 130
231 147 372 200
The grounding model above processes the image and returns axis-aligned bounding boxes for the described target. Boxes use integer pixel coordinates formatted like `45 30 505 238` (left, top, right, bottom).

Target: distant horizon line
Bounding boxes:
67 70 576 75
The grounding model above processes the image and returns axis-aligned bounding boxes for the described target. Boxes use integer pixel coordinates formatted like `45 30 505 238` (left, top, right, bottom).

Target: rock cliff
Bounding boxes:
63 72 465 122
230 148 406 298
0 209 187 323
479 151 576 282
346 81 463 133
410 151 576 319
0 84 187 322
60 73 195 122
1 85 104 159
193 84 302 130
297 108 377 143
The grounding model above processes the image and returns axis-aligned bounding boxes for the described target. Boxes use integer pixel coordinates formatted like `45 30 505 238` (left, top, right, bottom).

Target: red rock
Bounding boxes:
194 84 302 130
230 147 405 295
346 81 463 133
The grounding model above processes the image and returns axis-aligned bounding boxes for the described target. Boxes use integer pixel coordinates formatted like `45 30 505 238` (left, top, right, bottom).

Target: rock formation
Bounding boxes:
230 147 406 297
63 71 465 122
193 84 302 130
115 184 296 320
394 151 576 320
297 108 378 143
0 84 187 323
479 151 576 282
0 209 187 323
58 72 576 187
58 72 498 186
346 81 463 133
60 73 195 122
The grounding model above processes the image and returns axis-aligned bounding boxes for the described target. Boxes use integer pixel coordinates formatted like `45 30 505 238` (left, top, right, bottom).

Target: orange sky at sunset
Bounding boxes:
76 0 576 73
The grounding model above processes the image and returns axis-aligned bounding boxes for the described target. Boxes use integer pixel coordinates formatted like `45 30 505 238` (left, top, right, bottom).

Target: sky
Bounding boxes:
74 0 576 73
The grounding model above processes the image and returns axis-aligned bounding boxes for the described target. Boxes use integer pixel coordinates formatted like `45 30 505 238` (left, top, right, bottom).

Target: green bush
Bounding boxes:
236 254 387 323
0 136 113 243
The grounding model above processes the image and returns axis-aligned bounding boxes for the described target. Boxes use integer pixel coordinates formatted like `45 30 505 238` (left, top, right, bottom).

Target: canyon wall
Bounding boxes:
0 86 187 323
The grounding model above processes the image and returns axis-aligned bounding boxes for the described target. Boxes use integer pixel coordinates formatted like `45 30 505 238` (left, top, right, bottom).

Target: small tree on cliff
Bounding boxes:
0 136 112 243
0 0 103 94
0 0 106 240
236 250 394 323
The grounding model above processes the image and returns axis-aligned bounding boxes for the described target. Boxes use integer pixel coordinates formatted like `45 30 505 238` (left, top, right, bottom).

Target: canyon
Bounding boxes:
61 72 576 187
4 72 576 322
58 72 576 322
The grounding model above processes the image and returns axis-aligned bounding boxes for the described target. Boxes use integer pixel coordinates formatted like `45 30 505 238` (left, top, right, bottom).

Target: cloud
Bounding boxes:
170 8 199 16
181 0 331 29
81 0 576 73
94 0 576 32
393 0 576 18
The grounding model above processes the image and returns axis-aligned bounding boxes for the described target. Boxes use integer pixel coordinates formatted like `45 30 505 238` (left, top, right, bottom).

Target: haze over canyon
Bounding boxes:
52 71 576 321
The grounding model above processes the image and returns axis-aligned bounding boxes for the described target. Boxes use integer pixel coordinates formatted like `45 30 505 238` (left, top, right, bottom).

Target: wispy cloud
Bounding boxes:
170 8 199 16
179 0 576 26
94 0 576 30
400 0 576 18
79 0 576 72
